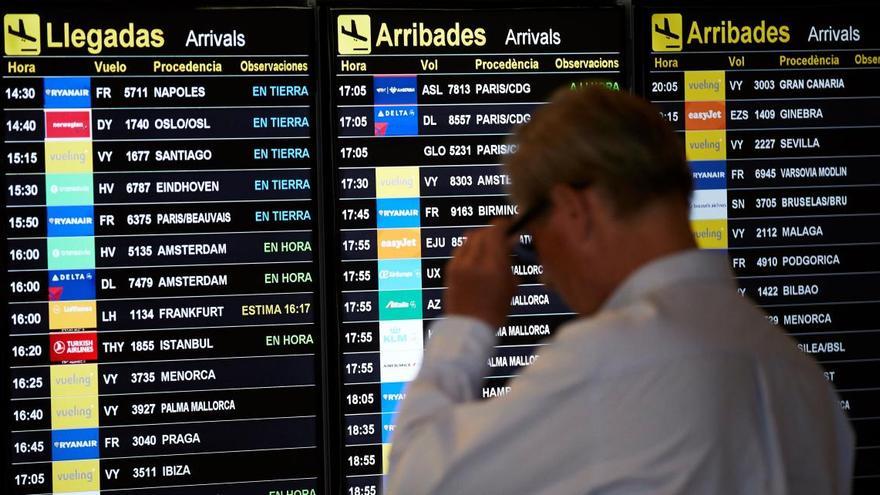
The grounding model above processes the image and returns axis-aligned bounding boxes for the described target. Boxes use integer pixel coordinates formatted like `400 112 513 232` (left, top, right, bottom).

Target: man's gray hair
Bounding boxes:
506 86 692 217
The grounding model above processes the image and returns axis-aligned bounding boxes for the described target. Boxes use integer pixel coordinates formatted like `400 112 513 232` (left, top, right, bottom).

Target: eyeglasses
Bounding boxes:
505 181 591 260
505 180 592 237
505 200 550 237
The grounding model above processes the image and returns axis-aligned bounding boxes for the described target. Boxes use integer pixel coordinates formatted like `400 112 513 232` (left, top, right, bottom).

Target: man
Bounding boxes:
386 87 854 494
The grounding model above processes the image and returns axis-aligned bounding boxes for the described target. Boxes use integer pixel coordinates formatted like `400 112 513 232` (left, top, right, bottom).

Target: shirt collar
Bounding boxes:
601 249 736 311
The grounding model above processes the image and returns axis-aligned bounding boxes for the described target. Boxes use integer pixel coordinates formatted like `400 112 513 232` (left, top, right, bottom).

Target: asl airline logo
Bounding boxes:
338 14 371 54
652 13 682 52
4 14 41 55
374 76 417 105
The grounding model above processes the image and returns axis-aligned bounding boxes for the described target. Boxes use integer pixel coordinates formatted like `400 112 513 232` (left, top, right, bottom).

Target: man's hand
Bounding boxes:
443 219 519 329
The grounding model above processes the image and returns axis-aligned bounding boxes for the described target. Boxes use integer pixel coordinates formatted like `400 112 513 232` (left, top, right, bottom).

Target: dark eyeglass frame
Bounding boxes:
505 180 592 238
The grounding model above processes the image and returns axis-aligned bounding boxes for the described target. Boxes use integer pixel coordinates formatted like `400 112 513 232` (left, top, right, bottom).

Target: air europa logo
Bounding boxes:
376 22 487 48
686 20 790 45
45 22 164 54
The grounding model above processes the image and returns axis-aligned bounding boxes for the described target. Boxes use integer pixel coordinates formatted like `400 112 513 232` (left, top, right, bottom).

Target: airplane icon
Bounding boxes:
337 14 371 54
651 13 682 52
341 19 368 44
8 18 37 43
4 14 41 55
655 17 680 41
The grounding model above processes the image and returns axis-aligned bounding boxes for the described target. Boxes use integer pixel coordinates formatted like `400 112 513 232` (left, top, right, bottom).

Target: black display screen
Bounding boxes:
3 6 326 494
5 2 876 493
327 6 625 492
636 2 880 491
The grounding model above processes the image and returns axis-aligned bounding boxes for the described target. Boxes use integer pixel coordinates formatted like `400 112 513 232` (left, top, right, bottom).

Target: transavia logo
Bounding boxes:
338 14 371 54
652 13 682 52
4 14 41 55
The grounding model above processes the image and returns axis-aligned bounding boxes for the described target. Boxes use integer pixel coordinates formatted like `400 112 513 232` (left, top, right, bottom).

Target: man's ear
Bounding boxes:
547 184 592 238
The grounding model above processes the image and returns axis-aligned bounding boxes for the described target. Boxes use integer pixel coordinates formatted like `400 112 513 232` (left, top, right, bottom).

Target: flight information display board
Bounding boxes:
328 6 624 492
3 6 325 494
637 2 880 490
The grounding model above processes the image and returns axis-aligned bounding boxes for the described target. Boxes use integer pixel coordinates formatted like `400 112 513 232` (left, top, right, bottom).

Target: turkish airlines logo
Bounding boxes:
50 332 97 362
53 340 67 354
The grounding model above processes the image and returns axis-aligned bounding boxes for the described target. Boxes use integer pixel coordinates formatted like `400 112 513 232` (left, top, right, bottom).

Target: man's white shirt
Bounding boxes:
386 249 854 494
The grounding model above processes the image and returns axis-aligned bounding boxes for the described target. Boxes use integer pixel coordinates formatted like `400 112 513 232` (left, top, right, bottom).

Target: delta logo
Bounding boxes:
374 106 417 136
50 332 97 363
48 269 96 301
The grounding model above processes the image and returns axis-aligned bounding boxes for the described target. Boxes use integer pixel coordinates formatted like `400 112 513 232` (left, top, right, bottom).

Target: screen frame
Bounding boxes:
319 2 628 493
1 2 328 494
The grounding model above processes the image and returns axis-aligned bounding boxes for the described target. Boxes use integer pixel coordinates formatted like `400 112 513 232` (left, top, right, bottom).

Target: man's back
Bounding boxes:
387 250 854 494
566 250 855 494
